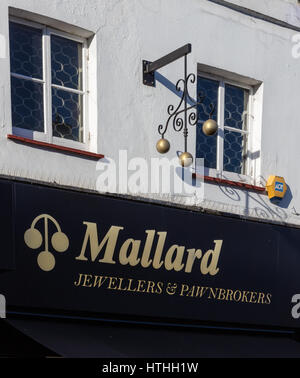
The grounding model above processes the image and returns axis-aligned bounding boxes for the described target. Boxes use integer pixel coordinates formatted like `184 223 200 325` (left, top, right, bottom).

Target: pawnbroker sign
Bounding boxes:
0 179 299 329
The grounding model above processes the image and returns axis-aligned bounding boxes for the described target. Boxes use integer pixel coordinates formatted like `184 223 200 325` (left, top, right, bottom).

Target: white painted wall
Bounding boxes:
0 0 300 227
228 0 300 28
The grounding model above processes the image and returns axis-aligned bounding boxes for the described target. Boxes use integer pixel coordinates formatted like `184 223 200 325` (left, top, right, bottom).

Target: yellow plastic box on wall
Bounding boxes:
266 176 287 200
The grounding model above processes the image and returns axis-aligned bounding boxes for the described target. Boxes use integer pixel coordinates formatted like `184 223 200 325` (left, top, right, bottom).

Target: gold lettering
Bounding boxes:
155 282 163 294
180 284 190 296
195 286 208 298
185 249 202 273
76 223 124 263
137 280 146 293
74 273 84 286
225 289 234 301
200 240 223 276
152 232 167 269
217 288 226 300
187 286 196 297
117 277 128 291
107 277 118 290
141 230 155 268
208 287 218 299
74 222 224 277
119 239 141 266
126 278 137 292
265 293 272 304
241 291 250 303
257 292 265 304
233 290 242 302
82 274 93 287
146 280 155 293
164 245 185 272
250 291 257 304
93 275 108 288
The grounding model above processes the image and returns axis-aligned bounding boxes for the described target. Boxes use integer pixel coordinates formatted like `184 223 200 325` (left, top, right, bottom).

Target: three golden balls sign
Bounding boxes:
266 175 287 201
24 214 69 271
156 138 170 154
3 179 300 330
179 152 193 167
202 119 218 136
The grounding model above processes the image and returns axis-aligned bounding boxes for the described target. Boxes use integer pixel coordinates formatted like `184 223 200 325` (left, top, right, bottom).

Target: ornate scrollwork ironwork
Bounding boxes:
144 44 217 165
157 55 215 153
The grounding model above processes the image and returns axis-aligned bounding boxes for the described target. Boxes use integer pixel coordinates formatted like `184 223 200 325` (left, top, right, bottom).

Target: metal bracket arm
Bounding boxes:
143 43 192 87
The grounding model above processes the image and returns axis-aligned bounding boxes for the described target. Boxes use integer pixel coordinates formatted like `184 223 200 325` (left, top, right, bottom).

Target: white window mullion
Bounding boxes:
245 90 254 177
224 125 249 135
82 41 88 146
11 73 45 84
43 27 52 143
217 81 225 172
51 84 84 95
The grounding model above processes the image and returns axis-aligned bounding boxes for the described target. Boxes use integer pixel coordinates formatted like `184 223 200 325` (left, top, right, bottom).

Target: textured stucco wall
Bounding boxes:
227 0 300 28
0 0 300 227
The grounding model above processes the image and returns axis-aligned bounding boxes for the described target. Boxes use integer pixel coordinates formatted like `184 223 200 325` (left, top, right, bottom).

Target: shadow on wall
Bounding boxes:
172 168 292 224
155 72 293 223
217 175 292 223
155 72 196 105
95 68 294 223
270 184 293 210
154 73 293 223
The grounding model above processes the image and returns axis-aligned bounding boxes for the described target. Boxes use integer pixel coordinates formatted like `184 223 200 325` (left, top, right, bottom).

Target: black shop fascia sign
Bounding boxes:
0 178 300 330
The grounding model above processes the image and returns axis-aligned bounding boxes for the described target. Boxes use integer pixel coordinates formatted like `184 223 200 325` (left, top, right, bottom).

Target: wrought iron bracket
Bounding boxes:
143 44 192 87
143 43 216 162
143 60 155 87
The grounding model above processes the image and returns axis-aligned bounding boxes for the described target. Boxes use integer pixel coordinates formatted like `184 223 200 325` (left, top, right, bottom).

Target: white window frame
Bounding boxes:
9 16 90 151
197 71 255 184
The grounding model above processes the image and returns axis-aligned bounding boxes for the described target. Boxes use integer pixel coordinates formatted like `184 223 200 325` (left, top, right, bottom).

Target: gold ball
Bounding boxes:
51 232 69 253
179 152 193 167
156 138 170 154
24 228 43 250
37 251 56 272
202 119 218 136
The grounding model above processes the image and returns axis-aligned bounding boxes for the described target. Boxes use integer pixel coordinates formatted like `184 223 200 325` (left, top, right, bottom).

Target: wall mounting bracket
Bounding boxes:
142 44 192 87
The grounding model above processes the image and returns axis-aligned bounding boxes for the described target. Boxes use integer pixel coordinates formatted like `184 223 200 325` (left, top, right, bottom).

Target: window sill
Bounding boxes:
192 173 266 194
7 135 105 160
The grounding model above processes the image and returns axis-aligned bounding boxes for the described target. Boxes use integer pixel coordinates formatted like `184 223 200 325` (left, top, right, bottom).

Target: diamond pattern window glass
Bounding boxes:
51 35 84 142
224 84 249 174
51 35 83 91
9 19 87 145
11 77 44 132
10 22 44 132
52 88 83 141
196 77 219 169
10 22 43 79
196 75 251 176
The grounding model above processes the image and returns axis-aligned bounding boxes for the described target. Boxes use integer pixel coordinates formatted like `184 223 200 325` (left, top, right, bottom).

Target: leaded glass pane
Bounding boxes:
224 130 247 174
225 84 248 130
9 22 43 79
224 84 249 174
196 77 219 169
11 77 44 132
52 88 83 142
51 35 83 91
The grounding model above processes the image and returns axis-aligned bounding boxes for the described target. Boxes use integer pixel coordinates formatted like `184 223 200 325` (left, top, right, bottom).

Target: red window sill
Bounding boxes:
7 135 105 160
192 173 266 193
